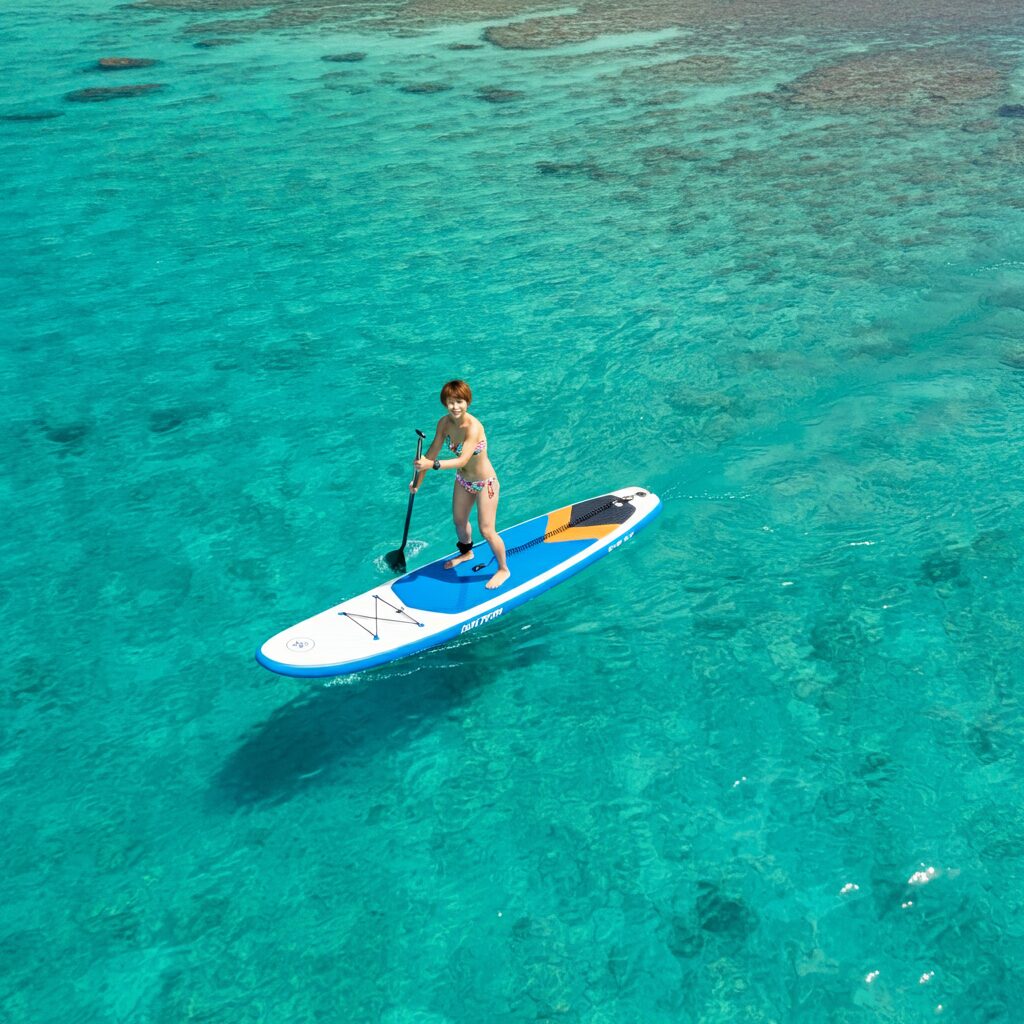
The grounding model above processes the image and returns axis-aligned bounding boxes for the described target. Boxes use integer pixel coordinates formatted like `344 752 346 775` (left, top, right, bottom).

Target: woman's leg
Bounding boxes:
477 479 510 589
444 481 478 569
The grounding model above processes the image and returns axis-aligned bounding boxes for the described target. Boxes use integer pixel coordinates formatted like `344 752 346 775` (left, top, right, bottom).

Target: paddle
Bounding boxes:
385 429 426 574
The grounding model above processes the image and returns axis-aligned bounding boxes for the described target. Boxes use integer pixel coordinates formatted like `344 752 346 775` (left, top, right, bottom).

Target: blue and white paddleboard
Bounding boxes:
256 486 661 678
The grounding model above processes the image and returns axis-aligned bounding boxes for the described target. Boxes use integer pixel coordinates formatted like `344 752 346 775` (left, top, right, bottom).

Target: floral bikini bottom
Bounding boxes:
455 472 497 498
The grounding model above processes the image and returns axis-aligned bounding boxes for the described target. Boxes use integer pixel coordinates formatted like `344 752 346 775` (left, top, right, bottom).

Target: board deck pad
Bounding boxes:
256 487 661 678
392 495 637 614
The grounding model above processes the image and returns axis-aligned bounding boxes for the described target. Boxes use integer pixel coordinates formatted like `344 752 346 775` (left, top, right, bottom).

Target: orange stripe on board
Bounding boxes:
544 504 619 542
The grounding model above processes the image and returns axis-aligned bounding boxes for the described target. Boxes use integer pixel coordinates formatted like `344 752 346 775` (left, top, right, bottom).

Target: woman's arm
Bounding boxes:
411 419 446 491
417 421 482 473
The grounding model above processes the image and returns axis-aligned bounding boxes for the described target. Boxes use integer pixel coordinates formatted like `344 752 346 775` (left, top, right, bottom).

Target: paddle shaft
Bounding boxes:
397 431 426 552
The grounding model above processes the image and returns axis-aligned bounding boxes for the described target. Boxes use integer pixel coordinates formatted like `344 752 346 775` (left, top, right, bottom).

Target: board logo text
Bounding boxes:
461 608 504 633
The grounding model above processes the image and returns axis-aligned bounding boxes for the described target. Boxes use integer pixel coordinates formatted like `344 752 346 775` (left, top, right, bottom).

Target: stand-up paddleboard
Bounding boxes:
256 486 661 678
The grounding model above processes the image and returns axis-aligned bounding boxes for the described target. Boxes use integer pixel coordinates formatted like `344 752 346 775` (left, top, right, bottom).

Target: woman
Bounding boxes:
412 379 510 590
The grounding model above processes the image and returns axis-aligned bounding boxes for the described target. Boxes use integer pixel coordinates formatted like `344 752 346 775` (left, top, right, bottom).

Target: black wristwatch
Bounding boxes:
432 459 441 470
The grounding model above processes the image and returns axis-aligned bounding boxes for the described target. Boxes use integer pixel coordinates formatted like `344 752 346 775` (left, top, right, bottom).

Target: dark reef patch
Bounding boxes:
41 421 90 451
695 883 759 941
127 0 1024 42
960 118 1000 133
66 84 166 102
194 37 242 47
536 159 611 180
149 409 187 434
966 722 1007 765
484 15 601 50
987 287 1024 311
1 111 64 121
98 57 158 69
399 82 452 93
997 103 1024 118
666 916 704 959
638 145 704 163
127 0 267 7
321 51 366 62
782 48 1006 118
476 86 524 103
613 54 739 85
920 548 966 586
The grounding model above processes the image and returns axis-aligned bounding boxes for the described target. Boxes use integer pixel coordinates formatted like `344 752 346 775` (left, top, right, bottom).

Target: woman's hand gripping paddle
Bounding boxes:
385 429 426 574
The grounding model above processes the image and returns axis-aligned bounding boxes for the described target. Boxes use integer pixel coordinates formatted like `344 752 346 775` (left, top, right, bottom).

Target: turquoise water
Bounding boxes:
4 0 1024 1019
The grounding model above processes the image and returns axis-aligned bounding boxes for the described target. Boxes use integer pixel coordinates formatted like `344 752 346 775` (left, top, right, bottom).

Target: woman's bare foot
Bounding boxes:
444 551 474 570
485 567 511 590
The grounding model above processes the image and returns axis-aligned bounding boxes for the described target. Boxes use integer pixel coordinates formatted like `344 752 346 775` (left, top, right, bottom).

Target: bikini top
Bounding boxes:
444 434 486 456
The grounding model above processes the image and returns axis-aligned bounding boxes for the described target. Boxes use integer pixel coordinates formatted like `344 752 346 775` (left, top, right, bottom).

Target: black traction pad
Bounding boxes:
566 494 637 528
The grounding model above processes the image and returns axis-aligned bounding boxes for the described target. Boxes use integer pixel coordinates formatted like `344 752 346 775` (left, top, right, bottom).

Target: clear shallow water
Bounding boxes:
3 2 1024 1021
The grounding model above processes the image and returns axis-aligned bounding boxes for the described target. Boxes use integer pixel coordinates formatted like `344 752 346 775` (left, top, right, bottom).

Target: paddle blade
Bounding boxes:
384 548 406 574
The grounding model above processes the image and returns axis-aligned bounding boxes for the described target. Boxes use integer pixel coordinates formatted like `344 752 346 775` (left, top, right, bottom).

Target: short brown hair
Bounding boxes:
440 379 472 405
